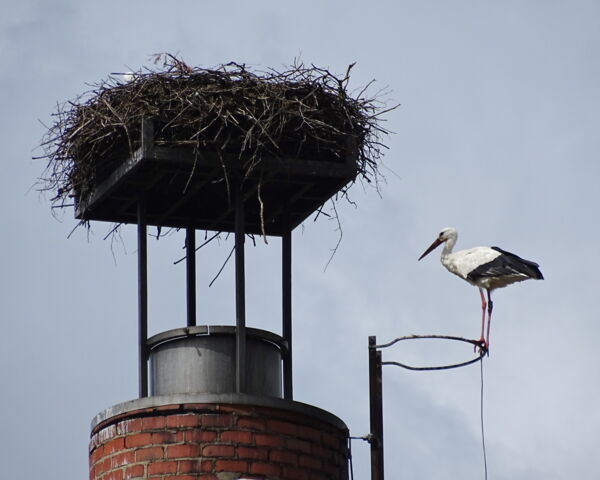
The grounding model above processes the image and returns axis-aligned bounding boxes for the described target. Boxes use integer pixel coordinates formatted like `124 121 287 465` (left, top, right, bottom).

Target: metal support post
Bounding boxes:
137 198 149 398
186 225 196 327
235 188 246 393
369 336 384 480
282 221 293 400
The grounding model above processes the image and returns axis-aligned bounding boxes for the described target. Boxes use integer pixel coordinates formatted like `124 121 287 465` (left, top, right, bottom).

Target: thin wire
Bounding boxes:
347 435 370 479
480 358 488 480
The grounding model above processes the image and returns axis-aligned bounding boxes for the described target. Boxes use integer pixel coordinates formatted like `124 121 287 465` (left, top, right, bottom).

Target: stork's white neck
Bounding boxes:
440 232 458 271
441 233 457 256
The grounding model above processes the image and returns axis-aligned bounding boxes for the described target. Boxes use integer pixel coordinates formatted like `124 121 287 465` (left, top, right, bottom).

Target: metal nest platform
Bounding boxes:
75 119 358 236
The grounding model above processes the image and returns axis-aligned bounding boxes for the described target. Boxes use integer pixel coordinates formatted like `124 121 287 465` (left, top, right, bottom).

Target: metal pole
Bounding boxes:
235 187 246 393
369 336 384 480
186 225 196 327
282 221 293 400
137 198 148 398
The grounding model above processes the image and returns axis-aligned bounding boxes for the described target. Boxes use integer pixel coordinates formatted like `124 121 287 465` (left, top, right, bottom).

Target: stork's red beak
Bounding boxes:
418 238 443 260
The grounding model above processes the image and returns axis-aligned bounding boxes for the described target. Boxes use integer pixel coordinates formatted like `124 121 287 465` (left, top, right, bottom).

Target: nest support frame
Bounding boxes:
86 116 360 401
76 117 359 236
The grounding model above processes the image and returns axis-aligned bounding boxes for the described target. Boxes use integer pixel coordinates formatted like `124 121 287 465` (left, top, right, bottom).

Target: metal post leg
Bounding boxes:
282 226 293 400
186 225 196 327
369 336 384 480
235 188 246 393
137 198 148 398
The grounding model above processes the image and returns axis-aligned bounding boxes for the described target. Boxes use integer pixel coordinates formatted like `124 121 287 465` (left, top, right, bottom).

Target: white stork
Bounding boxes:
418 227 543 352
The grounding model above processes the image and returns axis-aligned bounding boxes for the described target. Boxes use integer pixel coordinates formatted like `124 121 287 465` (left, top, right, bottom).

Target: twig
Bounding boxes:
257 176 268 244
173 230 222 265
323 200 342 272
103 223 122 241
208 246 234 287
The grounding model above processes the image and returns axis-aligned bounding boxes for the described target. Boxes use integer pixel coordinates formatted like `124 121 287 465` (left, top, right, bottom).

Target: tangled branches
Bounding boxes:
38 54 397 216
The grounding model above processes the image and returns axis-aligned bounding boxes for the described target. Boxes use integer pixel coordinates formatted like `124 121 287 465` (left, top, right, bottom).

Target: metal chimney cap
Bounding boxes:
147 325 287 352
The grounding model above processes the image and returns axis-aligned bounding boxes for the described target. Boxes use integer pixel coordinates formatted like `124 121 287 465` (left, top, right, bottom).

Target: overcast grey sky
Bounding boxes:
2 1 599 479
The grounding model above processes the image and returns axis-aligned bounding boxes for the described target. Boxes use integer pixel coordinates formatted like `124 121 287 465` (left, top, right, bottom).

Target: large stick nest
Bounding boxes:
39 55 396 216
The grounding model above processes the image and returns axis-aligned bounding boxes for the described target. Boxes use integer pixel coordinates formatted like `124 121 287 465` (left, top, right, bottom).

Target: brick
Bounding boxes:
268 419 297 436
125 433 153 448
166 414 199 428
200 414 233 427
142 416 166 430
255 434 284 448
250 462 281 477
220 430 252 444
124 464 145 479
164 476 202 480
320 461 339 476
104 469 124 480
270 450 298 465
311 444 332 460
96 457 111 476
104 437 125 455
201 445 235 457
283 465 310 480
184 430 217 443
117 418 143 435
321 432 342 449
110 451 135 469
237 446 268 460
147 460 178 476
296 425 322 442
237 417 266 432
166 444 200 458
152 431 184 444
214 459 248 472
299 454 322 470
200 460 214 472
177 459 205 474
285 438 311 453
135 446 164 462
309 473 330 480
90 445 104 465
98 425 118 442
90 434 100 452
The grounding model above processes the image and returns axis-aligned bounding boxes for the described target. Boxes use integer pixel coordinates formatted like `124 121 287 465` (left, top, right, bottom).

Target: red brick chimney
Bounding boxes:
90 397 349 480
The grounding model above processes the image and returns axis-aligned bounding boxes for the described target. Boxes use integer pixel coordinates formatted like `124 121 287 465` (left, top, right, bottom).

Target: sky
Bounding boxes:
2 1 599 479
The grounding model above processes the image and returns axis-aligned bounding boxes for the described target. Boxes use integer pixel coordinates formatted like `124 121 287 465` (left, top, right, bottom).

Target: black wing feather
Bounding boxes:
467 247 544 282
494 246 543 279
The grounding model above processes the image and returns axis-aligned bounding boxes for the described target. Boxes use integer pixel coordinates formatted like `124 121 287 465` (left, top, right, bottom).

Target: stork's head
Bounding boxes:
418 227 457 260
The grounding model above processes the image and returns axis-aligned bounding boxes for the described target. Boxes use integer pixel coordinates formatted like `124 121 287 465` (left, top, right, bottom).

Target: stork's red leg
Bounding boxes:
477 288 487 351
485 289 493 354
